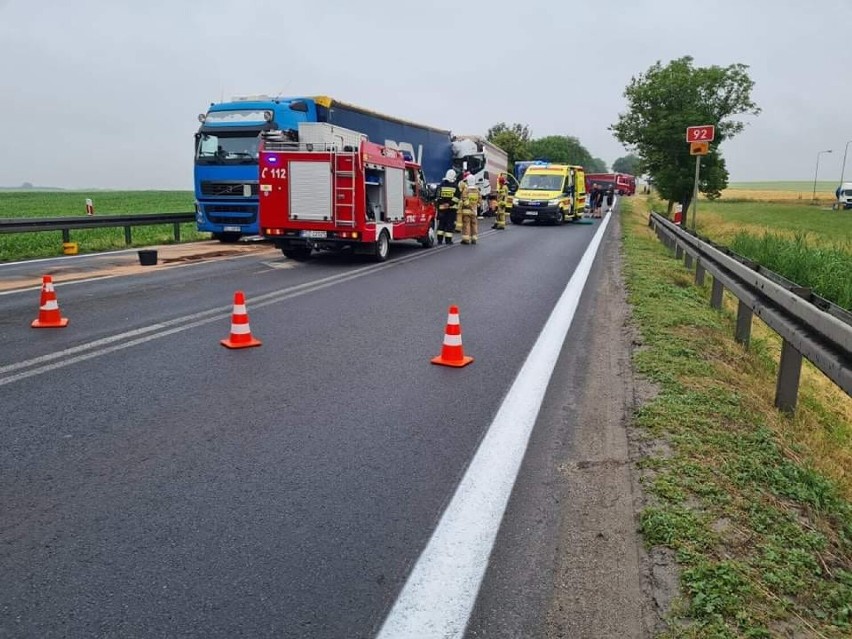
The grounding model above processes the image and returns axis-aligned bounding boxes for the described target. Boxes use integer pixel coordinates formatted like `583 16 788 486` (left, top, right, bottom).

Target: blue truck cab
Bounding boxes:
194 96 453 241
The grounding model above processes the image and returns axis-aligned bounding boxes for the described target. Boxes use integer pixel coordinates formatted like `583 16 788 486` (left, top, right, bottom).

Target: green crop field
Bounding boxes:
0 190 206 262
694 200 852 243
0 190 195 218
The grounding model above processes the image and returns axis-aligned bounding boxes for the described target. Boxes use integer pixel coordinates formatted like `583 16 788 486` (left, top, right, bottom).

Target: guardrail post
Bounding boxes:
735 301 753 346
695 259 706 286
775 340 803 413
685 253 694 269
675 243 684 260
711 277 724 309
61 229 70 243
173 222 181 242
124 226 132 245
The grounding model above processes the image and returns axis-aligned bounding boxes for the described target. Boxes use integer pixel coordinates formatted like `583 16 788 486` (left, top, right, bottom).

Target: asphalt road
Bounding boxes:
0 215 624 638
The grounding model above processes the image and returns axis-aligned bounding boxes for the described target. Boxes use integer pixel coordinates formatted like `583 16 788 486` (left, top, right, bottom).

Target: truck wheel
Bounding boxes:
511 214 524 225
214 232 241 243
553 210 564 226
373 230 390 262
283 247 312 261
419 221 436 248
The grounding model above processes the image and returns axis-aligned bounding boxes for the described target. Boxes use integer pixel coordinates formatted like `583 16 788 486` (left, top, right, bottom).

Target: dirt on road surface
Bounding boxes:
543 212 672 638
0 241 280 292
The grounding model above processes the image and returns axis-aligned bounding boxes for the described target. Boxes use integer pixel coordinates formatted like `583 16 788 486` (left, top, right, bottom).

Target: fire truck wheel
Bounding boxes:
373 231 390 262
283 247 312 261
419 222 436 248
511 214 524 225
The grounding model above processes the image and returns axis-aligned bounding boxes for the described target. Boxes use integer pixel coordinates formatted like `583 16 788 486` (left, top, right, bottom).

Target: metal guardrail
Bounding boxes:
0 212 196 244
648 212 851 413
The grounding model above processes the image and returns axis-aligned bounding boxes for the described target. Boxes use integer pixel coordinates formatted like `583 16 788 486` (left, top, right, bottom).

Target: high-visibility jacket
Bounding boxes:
437 179 460 211
496 183 509 207
461 186 481 213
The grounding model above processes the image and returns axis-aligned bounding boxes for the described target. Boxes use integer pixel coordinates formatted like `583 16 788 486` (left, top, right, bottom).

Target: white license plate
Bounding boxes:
526 211 538 216
223 226 241 232
301 230 327 238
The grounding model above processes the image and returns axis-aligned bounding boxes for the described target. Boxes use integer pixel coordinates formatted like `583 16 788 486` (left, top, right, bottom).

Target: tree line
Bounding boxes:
486 123 625 176
485 56 760 217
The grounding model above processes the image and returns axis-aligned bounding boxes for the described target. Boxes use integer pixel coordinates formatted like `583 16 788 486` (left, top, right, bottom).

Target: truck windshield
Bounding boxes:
519 174 563 191
195 132 260 165
453 154 485 176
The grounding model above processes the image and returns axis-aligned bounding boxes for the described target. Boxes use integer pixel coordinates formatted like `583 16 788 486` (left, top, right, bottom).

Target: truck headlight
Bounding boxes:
548 199 560 206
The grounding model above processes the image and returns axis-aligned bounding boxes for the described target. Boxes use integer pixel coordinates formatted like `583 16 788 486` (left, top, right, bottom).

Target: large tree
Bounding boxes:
486 122 532 168
612 153 641 175
527 135 606 172
588 157 608 173
610 56 760 214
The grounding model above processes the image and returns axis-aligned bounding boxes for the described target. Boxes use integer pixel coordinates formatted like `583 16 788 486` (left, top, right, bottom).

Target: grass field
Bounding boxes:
721 181 842 204
0 191 204 262
622 196 852 637
726 181 838 192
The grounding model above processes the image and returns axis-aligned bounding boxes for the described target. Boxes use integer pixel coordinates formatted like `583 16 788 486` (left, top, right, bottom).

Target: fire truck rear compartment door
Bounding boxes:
385 167 404 222
289 160 332 221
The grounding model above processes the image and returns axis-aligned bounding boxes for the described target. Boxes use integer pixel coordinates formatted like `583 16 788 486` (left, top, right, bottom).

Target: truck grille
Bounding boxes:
205 206 258 224
200 181 258 197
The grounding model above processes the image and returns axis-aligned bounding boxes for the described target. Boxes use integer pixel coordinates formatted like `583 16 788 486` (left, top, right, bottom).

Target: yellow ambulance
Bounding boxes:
510 164 586 225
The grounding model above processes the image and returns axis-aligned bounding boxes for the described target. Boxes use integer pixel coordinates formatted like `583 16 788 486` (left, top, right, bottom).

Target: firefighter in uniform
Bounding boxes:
460 174 481 244
492 174 509 230
455 170 470 233
436 169 460 244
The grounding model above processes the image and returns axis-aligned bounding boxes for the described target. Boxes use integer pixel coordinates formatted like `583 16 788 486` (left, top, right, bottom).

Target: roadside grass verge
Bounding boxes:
622 196 852 637
0 191 206 262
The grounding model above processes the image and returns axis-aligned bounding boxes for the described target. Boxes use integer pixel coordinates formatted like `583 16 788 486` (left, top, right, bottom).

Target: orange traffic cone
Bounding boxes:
220 291 261 349
431 305 473 367
31 275 69 328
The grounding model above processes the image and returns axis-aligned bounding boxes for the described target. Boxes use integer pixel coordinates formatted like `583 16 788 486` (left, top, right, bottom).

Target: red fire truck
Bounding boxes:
259 123 437 262
584 172 636 196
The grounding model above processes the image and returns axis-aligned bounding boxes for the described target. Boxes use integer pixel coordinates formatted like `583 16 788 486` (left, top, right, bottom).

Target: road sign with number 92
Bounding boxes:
686 125 715 142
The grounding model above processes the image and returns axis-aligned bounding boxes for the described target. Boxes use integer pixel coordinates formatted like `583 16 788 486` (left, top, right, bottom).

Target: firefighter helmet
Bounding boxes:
444 169 457 182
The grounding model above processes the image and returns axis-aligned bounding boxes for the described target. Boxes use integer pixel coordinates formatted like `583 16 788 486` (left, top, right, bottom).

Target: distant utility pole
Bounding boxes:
812 149 832 204
841 140 852 188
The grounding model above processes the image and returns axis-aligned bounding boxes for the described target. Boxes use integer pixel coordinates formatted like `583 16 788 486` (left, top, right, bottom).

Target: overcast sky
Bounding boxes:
1 0 851 190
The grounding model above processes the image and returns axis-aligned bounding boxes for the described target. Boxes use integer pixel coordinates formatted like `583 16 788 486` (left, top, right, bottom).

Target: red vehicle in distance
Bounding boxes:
584 172 636 196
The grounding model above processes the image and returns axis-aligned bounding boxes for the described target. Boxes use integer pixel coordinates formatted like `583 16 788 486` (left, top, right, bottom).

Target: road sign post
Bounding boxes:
691 155 700 230
686 126 715 231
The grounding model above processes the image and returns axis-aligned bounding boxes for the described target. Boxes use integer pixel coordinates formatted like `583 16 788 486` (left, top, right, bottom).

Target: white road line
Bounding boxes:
376 213 612 638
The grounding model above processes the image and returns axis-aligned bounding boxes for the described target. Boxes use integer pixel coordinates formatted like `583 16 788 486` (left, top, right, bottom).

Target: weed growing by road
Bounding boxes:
622 197 852 637
728 231 852 311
